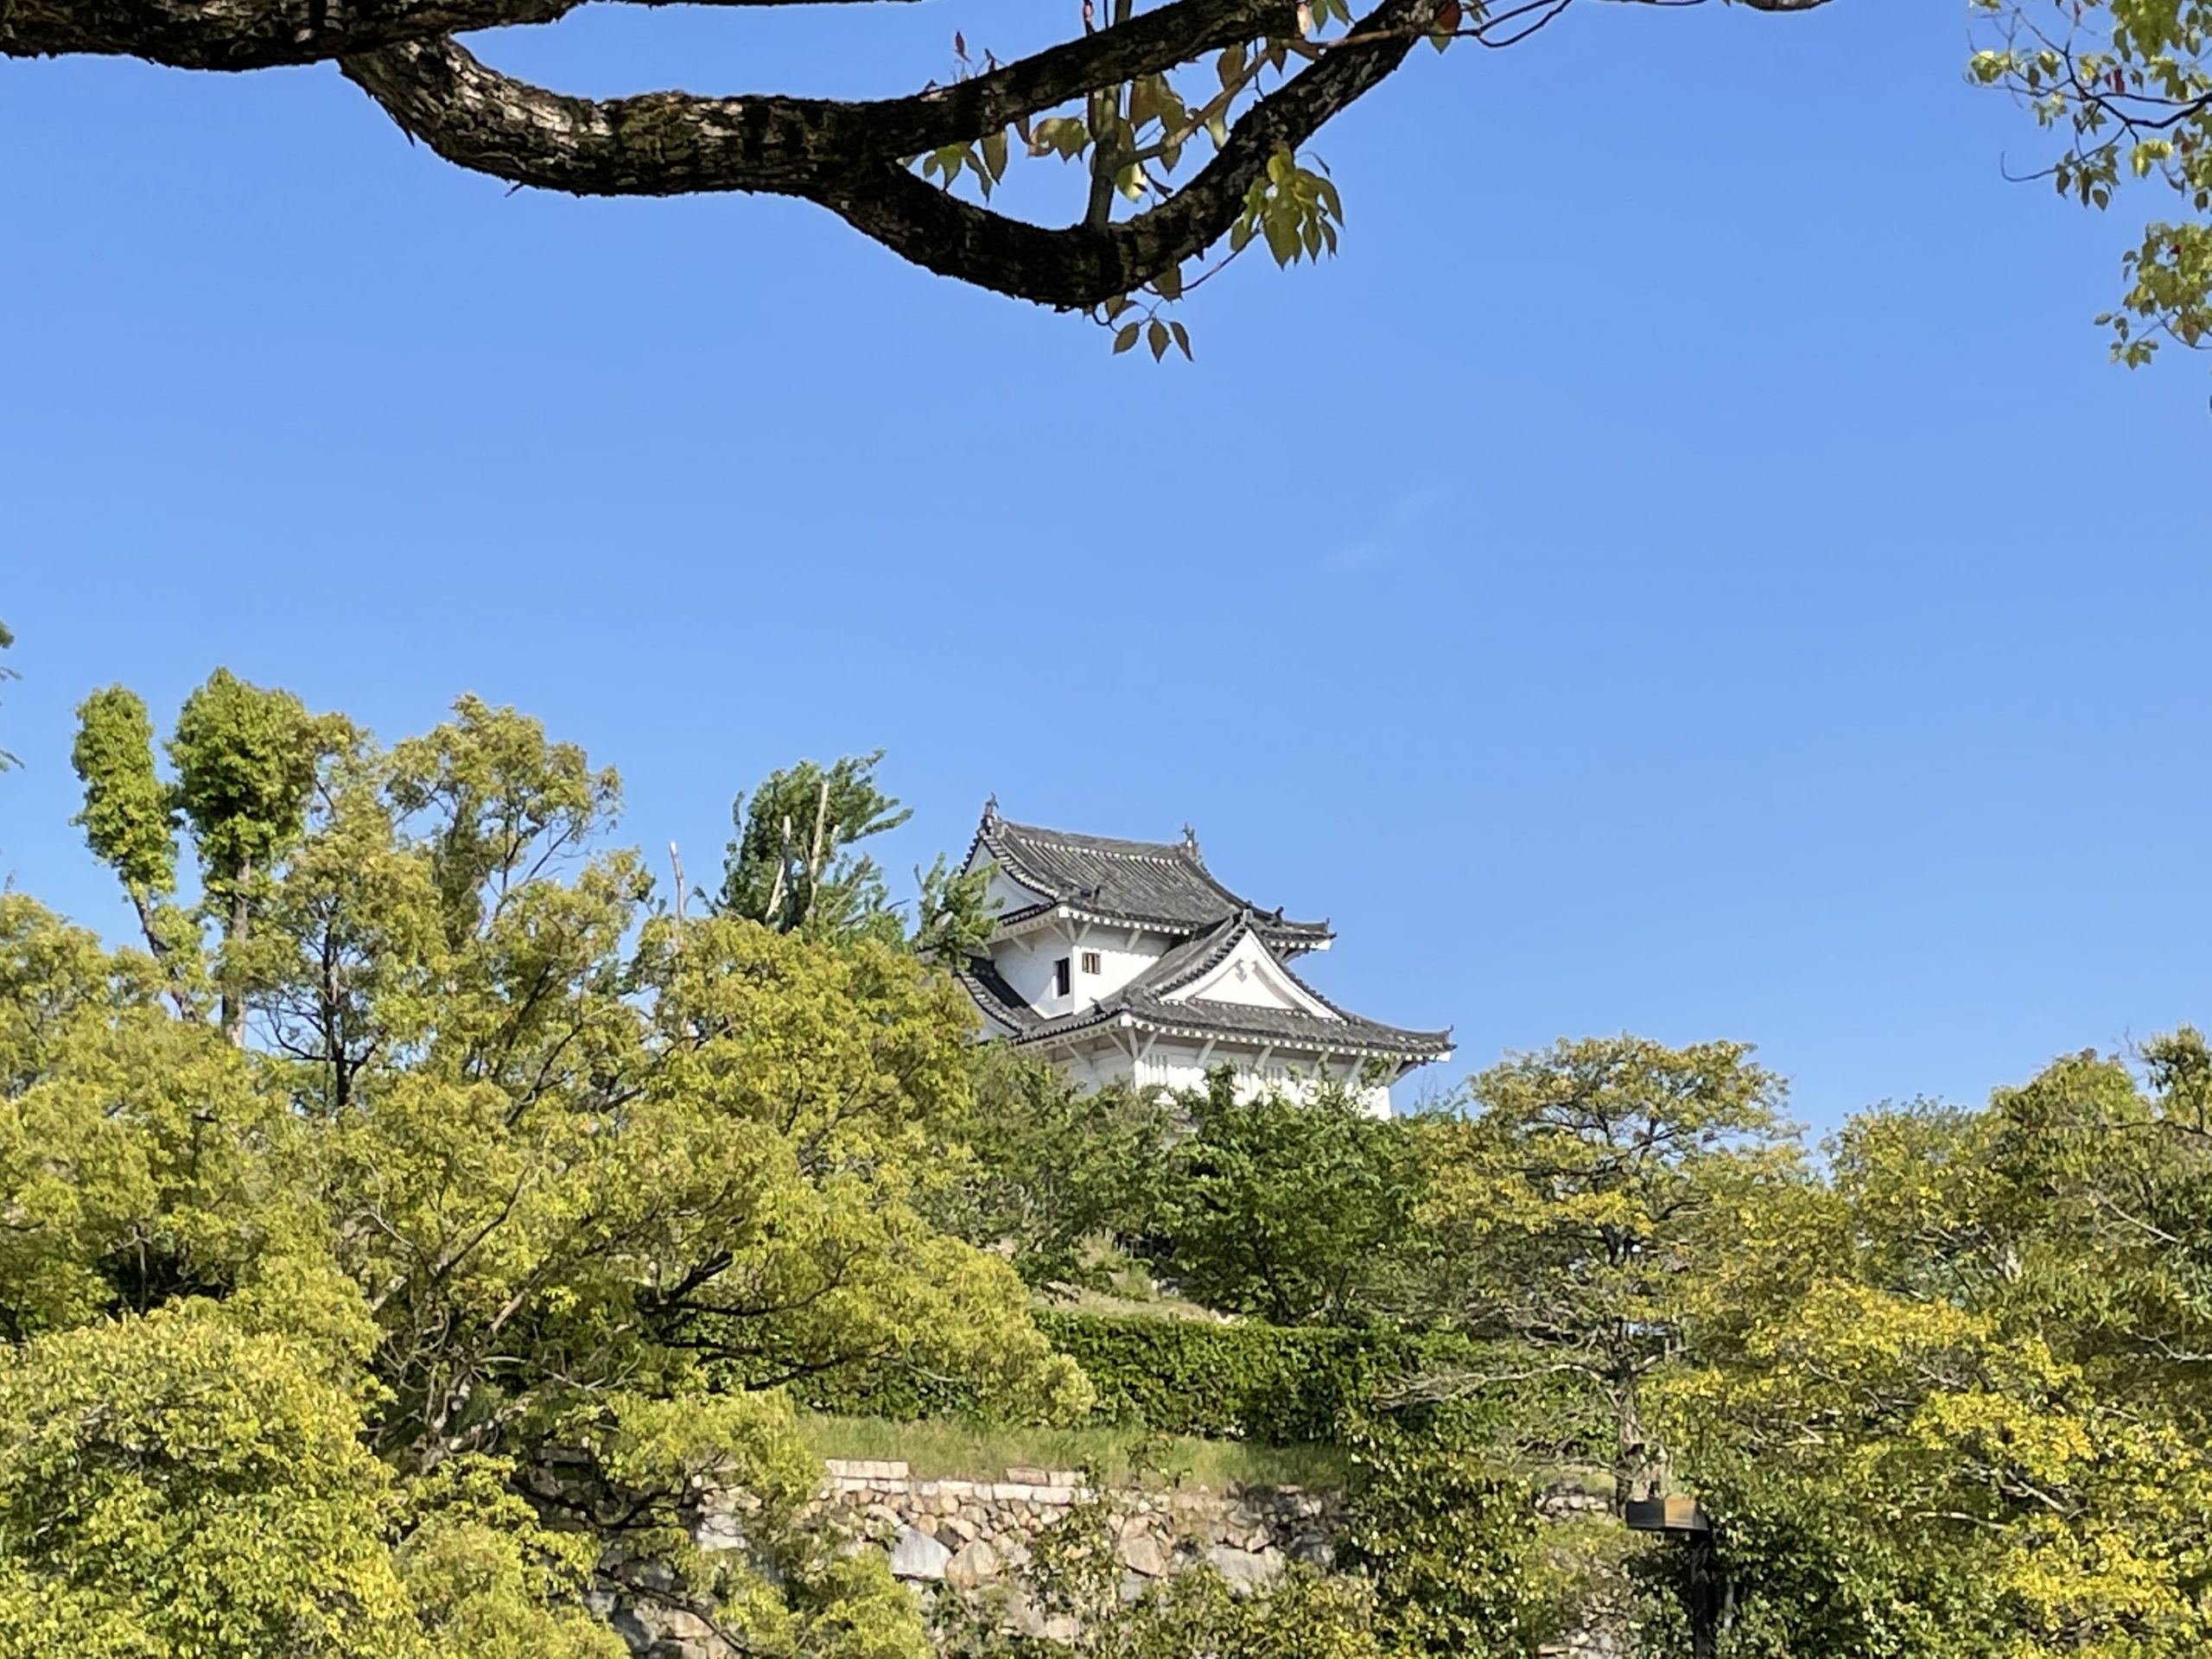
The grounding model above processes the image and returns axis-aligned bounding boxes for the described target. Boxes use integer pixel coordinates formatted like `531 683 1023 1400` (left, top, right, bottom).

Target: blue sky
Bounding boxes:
3 0 2208 1134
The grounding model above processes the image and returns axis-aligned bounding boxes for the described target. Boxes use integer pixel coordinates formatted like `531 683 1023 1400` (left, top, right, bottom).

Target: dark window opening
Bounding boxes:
1054 957 1071 996
1080 950 1102 976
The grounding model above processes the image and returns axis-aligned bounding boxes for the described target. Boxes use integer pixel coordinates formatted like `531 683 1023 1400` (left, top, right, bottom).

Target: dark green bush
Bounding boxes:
799 1312 1488 1445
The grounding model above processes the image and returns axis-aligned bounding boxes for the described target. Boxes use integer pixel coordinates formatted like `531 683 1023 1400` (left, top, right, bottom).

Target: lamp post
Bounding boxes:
1624 1496 1723 1658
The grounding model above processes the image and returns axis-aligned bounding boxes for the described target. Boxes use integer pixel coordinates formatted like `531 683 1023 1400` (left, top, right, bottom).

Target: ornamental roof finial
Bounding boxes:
983 793 1000 823
1181 823 1200 855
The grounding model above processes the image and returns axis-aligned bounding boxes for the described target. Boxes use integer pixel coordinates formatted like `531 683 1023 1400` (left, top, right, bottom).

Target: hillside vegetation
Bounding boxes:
2 676 2207 1658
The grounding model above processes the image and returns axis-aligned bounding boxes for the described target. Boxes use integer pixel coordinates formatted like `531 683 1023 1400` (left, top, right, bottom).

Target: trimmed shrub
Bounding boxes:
799 1313 1486 1445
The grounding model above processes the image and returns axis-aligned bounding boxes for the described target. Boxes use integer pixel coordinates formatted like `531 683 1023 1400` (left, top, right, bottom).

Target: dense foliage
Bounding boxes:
5 671 2209 1658
1336 1412 1560 1659
1151 1072 1426 1325
0 678 1084 1656
804 1312 1490 1443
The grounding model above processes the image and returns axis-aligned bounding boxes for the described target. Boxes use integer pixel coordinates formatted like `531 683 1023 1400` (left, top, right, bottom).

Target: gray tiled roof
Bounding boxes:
956 912 1452 1062
975 816 1332 949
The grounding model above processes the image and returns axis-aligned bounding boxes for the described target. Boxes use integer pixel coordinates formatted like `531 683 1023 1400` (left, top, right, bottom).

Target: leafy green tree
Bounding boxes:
716 751 911 940
70 670 340 1042
0 1300 622 1659
168 668 338 1041
926 1047 1175 1293
714 751 995 957
1415 1036 1799 1510
1149 1071 1426 1325
23 684 1090 1654
1663 1039 2212 1658
70 685 203 1014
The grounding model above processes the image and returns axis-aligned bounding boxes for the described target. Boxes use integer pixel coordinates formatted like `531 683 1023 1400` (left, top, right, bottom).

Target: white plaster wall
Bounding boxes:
976 865 1047 918
983 929 1172 1020
987 935 1077 1019
1067 931 1169 1003
1058 1046 1132 1095
1074 1039 1394 1116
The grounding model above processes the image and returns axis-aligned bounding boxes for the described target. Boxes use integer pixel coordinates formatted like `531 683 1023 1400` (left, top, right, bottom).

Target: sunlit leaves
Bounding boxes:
1976 0 2212 359
1661 1036 2212 1657
16 686 1089 1656
1230 149 1346 265
911 12 1351 359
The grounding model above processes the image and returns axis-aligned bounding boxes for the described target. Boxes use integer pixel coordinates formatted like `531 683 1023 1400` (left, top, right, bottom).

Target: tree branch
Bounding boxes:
342 0 1399 306
342 0 1298 194
1 0 911 73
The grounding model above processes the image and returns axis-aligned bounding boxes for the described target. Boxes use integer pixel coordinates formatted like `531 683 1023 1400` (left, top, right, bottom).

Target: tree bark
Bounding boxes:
6 0 1839 305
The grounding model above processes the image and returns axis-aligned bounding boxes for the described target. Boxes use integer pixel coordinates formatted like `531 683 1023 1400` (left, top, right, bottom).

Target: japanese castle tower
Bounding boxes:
954 804 1452 1113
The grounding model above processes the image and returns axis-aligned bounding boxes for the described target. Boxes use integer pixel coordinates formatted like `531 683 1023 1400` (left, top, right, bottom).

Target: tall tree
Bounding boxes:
1414 1035 1798 1510
1664 1042 2212 1657
2 0 1827 318
716 752 911 941
72 671 336 1043
713 751 995 957
27 689 1088 1652
69 685 202 1018
167 669 334 1044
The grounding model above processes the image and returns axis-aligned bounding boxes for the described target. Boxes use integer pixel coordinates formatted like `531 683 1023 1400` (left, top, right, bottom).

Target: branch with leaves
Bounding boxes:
9 0 1831 317
1974 0 2212 360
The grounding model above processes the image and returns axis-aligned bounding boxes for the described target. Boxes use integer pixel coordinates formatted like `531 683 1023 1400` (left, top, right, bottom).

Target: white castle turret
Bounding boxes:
953 804 1451 1114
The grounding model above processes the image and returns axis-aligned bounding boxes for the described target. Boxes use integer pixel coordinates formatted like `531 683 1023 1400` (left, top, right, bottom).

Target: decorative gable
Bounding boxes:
1160 930 1339 1018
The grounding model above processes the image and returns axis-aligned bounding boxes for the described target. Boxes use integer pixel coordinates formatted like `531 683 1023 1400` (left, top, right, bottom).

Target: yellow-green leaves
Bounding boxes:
0 1304 620 1659
70 686 176 899
1661 1035 2212 1657
1977 0 2212 362
1232 149 1345 267
1420 1035 1799 1503
10 690 1090 1659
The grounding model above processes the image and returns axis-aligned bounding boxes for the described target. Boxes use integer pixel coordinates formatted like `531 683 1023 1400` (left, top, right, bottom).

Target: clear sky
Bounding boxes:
3 0 2207 1134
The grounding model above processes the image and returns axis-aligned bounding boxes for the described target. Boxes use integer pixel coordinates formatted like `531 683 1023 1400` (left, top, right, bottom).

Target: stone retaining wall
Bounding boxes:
610 1462 1639 1658
821 1459 1337 1619
614 1459 1338 1656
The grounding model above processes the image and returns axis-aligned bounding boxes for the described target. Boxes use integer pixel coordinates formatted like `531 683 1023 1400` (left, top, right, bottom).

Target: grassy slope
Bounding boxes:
798 1413 1350 1493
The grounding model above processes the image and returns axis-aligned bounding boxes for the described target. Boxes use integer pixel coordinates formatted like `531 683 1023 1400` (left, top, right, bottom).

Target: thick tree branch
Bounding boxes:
0 0 906 73
342 0 1297 192
820 0 1427 305
341 0 1389 304
10 0 1839 308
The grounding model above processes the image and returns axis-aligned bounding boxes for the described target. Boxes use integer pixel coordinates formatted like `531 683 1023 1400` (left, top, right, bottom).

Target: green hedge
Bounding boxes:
799 1312 1483 1444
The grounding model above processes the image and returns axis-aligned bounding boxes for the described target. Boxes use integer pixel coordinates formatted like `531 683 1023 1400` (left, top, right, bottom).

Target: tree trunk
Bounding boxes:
1612 1373 1648 1514
220 855 251 1046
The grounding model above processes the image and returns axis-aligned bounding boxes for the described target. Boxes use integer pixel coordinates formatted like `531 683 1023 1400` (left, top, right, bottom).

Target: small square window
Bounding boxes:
1080 950 1102 976
1054 957 1071 996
